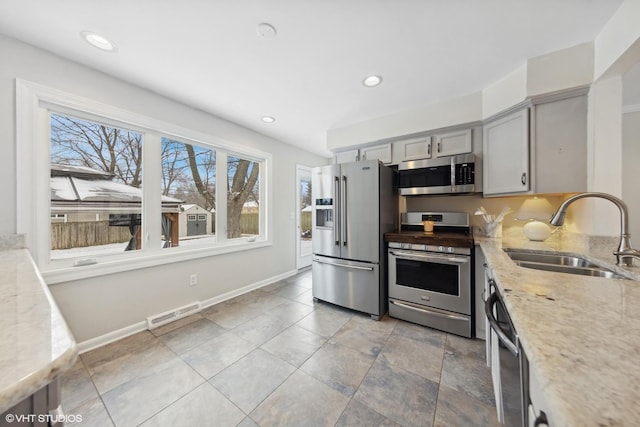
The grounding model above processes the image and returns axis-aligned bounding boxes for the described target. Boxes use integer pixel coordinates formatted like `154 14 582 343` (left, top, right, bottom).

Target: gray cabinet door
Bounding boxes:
533 95 587 193
483 109 530 195
340 160 380 262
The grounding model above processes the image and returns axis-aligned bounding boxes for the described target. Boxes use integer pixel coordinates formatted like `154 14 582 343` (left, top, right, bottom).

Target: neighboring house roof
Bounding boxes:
50 163 182 211
180 204 212 214
301 205 312 212
51 163 114 180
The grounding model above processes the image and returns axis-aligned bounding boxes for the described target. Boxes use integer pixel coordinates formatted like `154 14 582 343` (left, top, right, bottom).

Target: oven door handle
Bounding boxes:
389 299 470 322
485 289 519 356
390 250 469 264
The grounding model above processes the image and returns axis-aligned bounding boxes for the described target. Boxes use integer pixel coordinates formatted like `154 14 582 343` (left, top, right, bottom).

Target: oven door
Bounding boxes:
388 249 471 315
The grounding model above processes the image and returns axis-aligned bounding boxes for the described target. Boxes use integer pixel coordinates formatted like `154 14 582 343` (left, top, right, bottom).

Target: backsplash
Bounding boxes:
404 193 571 236
0 234 26 250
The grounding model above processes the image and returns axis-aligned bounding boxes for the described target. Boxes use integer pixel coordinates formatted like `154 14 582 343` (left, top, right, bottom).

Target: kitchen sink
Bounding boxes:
505 251 600 268
504 249 630 280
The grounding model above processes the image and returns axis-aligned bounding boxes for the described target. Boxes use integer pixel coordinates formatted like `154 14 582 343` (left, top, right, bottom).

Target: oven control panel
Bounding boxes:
389 242 470 256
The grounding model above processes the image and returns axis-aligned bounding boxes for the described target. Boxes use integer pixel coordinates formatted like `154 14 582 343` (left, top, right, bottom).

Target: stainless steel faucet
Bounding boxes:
549 192 640 266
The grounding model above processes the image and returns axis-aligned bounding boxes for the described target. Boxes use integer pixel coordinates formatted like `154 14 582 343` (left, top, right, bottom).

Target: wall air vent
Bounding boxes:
146 301 201 329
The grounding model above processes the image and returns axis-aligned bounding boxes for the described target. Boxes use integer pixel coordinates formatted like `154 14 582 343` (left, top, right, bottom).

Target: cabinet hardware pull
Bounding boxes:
437 142 441 153
534 411 549 426
521 172 527 185
427 143 431 156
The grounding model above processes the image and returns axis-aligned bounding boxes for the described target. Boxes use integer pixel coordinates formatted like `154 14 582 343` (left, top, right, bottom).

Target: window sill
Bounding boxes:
42 239 271 285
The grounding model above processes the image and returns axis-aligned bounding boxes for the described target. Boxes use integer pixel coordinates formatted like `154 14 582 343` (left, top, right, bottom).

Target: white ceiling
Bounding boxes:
0 1 624 157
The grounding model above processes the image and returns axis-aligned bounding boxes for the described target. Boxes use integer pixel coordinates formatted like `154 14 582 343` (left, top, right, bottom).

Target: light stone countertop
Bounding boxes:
0 248 77 413
477 230 640 427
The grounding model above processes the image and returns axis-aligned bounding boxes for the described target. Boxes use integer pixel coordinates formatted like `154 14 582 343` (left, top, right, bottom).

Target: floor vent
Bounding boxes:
146 301 201 330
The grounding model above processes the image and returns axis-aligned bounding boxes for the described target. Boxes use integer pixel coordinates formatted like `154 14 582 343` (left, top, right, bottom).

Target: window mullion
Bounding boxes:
143 134 162 252
217 151 228 244
36 107 52 267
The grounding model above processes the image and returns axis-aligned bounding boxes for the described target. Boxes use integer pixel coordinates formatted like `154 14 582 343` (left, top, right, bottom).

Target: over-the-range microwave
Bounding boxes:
398 153 476 196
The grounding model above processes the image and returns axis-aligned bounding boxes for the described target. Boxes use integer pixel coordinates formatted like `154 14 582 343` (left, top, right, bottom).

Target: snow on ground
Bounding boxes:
51 234 219 260
52 234 311 260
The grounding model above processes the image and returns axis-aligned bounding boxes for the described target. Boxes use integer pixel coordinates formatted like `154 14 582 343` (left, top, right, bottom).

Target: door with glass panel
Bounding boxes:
296 165 313 269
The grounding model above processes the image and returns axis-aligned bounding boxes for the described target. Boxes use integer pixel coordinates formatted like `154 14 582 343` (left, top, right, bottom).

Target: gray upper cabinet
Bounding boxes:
435 129 472 157
360 143 392 164
394 129 472 164
483 109 530 196
532 95 587 194
482 92 588 197
334 144 392 164
395 136 433 162
333 149 359 164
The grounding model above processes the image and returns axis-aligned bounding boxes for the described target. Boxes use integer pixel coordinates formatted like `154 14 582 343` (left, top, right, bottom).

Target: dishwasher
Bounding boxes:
485 283 528 427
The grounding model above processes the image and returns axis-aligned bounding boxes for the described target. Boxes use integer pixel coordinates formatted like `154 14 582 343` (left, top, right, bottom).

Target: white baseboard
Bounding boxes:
200 268 297 309
77 321 147 354
76 268 298 353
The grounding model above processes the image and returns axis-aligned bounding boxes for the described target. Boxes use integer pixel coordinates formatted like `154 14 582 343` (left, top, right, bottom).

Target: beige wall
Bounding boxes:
482 64 527 119
623 110 640 247
326 92 483 151
594 0 640 80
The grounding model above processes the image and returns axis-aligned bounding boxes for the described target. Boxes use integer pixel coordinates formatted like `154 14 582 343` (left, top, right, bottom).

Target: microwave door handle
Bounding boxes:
485 290 519 356
342 176 347 247
450 157 456 192
334 176 340 246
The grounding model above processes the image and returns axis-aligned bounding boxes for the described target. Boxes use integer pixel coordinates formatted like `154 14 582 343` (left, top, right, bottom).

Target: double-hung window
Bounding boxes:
17 80 271 283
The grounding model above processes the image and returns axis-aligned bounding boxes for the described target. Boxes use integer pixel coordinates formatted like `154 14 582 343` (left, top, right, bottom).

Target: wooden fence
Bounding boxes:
239 213 259 235
301 212 311 234
239 212 311 236
51 221 131 250
52 211 312 248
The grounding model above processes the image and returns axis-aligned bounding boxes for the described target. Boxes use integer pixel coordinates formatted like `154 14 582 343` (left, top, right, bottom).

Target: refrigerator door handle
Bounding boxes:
342 176 348 246
334 176 340 246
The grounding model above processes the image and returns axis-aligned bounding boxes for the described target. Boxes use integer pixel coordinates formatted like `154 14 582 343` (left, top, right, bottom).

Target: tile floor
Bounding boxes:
61 269 499 427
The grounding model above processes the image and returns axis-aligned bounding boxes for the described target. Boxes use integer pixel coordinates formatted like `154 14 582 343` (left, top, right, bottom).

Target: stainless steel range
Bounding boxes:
386 211 474 337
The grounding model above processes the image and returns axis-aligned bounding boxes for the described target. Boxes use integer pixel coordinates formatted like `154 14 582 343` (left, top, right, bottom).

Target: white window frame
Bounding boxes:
16 79 272 284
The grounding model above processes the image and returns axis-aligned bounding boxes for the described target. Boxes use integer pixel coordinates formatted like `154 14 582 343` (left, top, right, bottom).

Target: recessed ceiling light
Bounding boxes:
257 23 277 39
362 75 383 87
81 31 117 52
261 116 276 123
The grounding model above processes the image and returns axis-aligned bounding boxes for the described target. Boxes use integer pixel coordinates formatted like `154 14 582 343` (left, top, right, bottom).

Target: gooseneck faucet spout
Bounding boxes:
550 192 640 266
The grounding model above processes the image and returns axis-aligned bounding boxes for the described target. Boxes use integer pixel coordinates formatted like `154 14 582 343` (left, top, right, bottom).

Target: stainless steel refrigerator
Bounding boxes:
311 160 397 320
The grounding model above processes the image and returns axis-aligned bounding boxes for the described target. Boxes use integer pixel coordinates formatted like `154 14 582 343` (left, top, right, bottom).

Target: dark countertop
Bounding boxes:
384 231 474 248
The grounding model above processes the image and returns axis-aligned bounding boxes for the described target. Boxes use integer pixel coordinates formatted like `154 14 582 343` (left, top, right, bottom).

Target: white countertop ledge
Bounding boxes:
0 249 77 413
477 232 640 427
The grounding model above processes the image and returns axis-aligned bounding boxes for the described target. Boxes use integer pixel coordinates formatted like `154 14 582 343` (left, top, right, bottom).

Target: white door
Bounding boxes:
296 165 313 269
